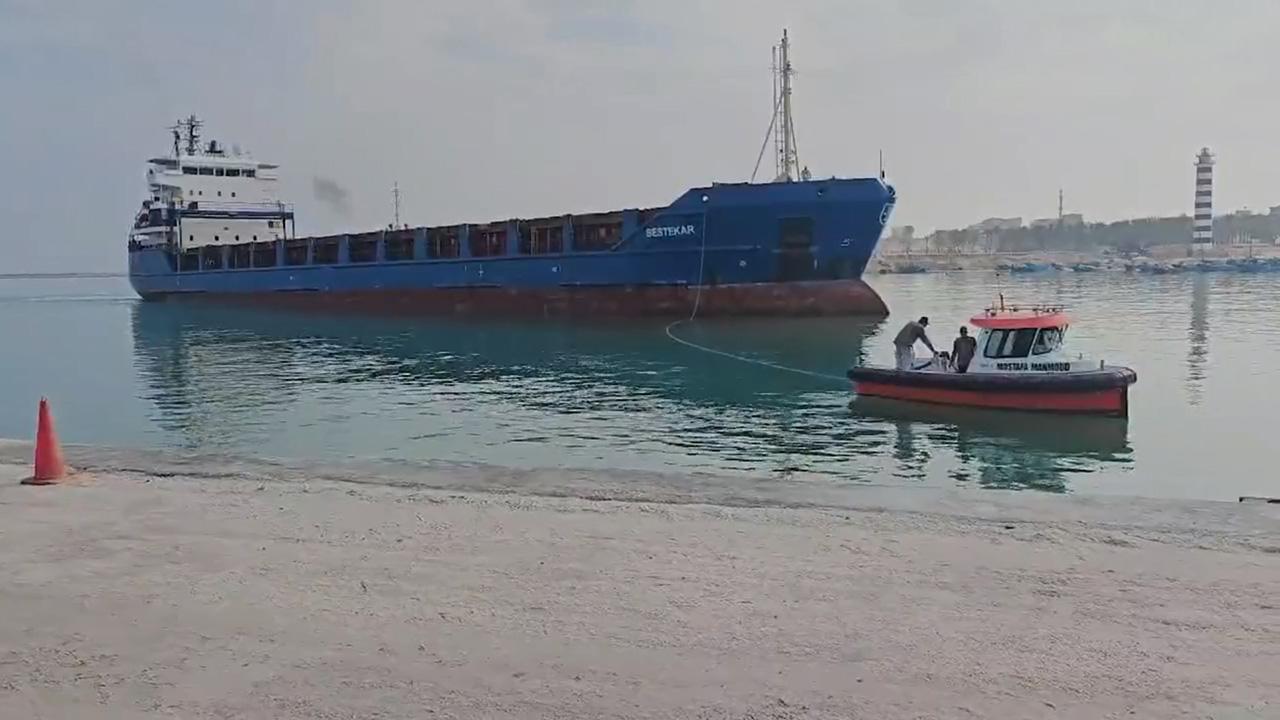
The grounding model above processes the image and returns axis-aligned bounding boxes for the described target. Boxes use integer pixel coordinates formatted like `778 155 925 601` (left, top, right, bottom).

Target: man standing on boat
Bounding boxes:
952 326 977 373
893 316 936 371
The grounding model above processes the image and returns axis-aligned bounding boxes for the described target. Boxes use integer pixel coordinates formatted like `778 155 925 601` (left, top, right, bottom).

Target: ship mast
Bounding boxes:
750 30 809 183
773 29 800 182
180 115 202 156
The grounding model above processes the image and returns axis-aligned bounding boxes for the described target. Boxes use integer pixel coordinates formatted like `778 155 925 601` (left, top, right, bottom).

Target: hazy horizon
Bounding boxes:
3 0 1278 273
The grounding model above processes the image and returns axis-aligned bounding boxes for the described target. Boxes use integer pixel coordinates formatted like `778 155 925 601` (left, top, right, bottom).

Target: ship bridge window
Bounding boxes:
226 168 241 178
984 328 1038 359
198 167 214 176
182 166 198 175
1032 327 1065 355
215 168 225 177
244 169 256 178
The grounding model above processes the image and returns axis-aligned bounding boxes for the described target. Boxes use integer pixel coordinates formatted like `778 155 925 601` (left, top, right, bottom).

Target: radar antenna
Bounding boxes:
180 115 202 156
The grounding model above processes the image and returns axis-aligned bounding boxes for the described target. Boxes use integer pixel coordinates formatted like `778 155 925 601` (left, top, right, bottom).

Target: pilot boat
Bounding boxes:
847 304 1138 417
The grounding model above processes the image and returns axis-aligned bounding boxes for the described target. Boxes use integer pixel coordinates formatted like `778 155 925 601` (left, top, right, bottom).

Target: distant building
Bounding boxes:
1230 233 1265 246
1030 213 1082 229
969 217 1022 232
875 225 917 254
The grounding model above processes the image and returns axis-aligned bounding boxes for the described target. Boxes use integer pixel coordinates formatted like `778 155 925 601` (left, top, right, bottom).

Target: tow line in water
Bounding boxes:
662 319 849 384
664 219 848 385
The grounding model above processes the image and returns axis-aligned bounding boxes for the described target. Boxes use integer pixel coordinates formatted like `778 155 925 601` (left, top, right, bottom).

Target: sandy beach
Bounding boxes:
0 445 1277 719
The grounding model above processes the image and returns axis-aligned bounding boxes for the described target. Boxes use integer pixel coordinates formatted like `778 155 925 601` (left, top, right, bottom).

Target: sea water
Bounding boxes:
0 272 1275 502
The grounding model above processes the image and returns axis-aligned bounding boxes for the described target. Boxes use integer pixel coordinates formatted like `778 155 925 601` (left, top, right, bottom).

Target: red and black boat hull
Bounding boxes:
847 366 1138 417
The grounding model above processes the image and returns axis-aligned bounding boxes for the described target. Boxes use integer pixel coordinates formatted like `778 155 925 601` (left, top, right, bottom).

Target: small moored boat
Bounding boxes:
847 304 1137 417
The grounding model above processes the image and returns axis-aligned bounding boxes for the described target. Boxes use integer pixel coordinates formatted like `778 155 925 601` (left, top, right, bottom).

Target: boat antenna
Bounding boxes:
392 181 401 227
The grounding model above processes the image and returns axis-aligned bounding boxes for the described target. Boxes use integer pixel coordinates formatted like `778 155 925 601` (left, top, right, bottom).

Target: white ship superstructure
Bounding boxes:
130 116 294 257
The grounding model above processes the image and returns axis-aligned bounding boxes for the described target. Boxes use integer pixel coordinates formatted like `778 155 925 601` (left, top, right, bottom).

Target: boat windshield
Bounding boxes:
984 328 1038 359
1032 326 1065 355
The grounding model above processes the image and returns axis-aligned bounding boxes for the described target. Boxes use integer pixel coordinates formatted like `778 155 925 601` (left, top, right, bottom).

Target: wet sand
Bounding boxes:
0 449 1277 719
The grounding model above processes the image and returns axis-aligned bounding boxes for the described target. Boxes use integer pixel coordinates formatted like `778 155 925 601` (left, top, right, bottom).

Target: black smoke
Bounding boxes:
312 176 351 217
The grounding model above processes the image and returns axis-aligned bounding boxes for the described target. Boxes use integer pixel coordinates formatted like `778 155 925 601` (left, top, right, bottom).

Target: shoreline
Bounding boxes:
1 438 1273 525
1 444 1277 718
872 246 1280 275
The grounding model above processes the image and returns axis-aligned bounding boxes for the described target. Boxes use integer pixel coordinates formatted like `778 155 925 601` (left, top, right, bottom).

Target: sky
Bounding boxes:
2 0 1278 272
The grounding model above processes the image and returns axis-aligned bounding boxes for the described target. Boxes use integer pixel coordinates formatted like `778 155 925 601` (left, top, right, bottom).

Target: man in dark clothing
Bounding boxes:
893 316 935 370
952 326 977 373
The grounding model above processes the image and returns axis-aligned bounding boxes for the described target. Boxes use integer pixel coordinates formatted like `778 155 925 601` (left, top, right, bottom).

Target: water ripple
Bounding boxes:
3 273 1279 500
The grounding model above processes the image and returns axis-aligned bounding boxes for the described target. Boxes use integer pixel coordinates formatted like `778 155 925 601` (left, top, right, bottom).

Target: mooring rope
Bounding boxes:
662 213 848 385
663 319 849 384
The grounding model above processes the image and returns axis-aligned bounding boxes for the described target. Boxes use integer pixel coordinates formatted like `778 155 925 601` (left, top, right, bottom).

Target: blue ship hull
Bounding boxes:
129 178 895 317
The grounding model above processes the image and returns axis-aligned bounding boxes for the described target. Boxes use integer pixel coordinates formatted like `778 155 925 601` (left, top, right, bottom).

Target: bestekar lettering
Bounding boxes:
645 224 697 239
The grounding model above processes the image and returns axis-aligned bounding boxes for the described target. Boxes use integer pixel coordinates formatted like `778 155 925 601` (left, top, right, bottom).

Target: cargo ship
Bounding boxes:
128 32 895 317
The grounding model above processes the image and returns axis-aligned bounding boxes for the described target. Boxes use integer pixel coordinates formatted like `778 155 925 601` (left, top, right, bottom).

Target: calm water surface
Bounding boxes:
0 273 1274 501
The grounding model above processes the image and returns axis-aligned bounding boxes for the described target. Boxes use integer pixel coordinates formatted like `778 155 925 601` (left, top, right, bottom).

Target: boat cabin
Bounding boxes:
963 306 1090 374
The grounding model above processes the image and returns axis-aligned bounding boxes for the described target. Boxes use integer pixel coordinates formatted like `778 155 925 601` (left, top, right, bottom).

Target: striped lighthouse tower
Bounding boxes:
1192 147 1214 246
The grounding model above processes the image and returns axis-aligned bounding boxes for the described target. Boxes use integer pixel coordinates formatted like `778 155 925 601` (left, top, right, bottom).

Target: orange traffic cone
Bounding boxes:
22 397 68 485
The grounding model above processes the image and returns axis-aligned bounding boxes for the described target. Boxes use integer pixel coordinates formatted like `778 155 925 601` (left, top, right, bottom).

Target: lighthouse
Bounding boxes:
1192 147 1214 247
